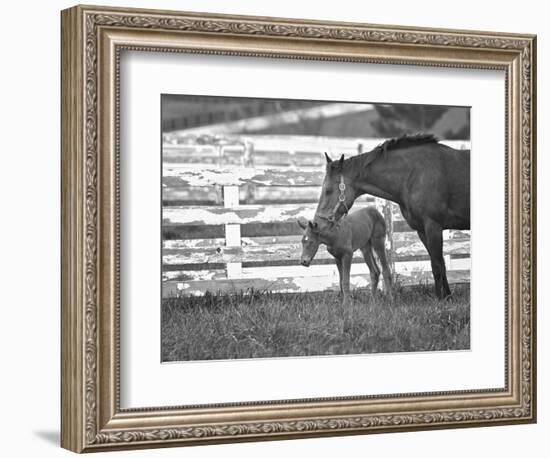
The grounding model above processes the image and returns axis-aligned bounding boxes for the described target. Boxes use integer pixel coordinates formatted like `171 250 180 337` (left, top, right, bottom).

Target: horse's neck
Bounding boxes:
349 154 407 204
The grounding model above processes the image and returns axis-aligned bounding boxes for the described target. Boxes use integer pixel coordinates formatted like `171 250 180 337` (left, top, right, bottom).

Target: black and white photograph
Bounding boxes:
1 0 542 454
161 95 471 362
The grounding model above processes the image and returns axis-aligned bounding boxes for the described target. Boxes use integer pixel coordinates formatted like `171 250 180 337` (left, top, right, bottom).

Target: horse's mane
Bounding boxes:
376 133 439 154
347 133 439 172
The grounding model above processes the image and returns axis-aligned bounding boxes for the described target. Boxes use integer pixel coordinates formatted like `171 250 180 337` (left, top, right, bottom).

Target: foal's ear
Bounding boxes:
324 152 332 164
297 218 307 230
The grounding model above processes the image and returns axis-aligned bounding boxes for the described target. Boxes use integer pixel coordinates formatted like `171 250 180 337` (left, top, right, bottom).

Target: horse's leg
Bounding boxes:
416 229 428 251
335 256 343 294
372 236 393 299
360 242 379 297
422 220 451 299
417 230 450 296
418 224 441 297
341 253 352 306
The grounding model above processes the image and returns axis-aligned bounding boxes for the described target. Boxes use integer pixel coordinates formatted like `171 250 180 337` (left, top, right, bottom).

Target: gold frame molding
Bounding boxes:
61 4 537 453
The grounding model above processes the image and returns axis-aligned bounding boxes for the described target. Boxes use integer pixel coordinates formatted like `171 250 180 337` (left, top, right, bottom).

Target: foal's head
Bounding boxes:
297 218 322 267
316 153 356 223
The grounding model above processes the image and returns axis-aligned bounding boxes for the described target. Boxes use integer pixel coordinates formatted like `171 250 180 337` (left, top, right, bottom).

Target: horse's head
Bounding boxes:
315 153 356 223
297 218 321 267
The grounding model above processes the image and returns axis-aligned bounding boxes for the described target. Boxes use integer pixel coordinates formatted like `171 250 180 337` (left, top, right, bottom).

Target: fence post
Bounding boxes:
444 254 452 271
223 185 242 279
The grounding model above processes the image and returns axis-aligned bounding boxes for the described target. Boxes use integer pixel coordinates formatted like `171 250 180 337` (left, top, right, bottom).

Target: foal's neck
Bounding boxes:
319 219 347 247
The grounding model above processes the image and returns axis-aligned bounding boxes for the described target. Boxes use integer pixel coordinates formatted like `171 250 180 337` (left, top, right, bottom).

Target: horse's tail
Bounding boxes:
370 241 381 276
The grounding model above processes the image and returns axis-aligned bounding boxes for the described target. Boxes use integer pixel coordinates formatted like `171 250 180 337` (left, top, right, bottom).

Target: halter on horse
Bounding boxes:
315 175 349 224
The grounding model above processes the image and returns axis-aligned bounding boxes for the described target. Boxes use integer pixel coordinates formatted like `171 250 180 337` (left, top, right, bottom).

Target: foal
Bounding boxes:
298 207 392 304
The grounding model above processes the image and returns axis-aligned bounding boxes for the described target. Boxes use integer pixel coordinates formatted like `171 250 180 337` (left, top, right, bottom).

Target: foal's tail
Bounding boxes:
365 207 387 242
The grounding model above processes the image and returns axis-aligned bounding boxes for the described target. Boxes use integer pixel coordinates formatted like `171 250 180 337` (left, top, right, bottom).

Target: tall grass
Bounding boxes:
161 284 470 362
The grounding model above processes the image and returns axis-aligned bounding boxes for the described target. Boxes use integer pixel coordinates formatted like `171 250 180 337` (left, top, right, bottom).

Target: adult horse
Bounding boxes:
316 133 470 299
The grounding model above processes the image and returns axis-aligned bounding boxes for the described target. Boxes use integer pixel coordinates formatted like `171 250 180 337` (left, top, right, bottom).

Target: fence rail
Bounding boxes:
162 135 470 297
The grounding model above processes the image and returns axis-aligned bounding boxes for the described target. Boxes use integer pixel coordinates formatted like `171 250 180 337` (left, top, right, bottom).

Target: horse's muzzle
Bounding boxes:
301 258 311 267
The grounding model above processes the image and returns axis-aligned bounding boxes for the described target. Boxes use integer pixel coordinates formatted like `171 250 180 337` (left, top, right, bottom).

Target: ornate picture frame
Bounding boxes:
61 4 536 453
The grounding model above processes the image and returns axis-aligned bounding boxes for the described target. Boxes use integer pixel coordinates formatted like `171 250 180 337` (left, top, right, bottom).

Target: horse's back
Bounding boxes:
417 143 470 187
404 143 470 229
441 145 470 185
436 145 470 228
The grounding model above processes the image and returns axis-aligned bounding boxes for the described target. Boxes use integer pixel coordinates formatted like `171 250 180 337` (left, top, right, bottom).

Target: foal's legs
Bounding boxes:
340 253 352 305
421 220 451 299
334 257 343 293
371 236 392 296
360 242 380 295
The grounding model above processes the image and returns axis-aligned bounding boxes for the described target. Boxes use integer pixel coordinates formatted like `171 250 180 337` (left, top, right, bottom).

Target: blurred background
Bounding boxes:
162 95 470 140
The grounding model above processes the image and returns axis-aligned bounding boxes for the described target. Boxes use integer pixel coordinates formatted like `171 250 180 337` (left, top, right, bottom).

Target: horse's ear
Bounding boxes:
338 154 345 169
324 152 332 164
297 218 307 230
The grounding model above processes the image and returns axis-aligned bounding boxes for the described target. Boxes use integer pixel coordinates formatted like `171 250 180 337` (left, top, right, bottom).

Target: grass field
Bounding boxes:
161 283 470 362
